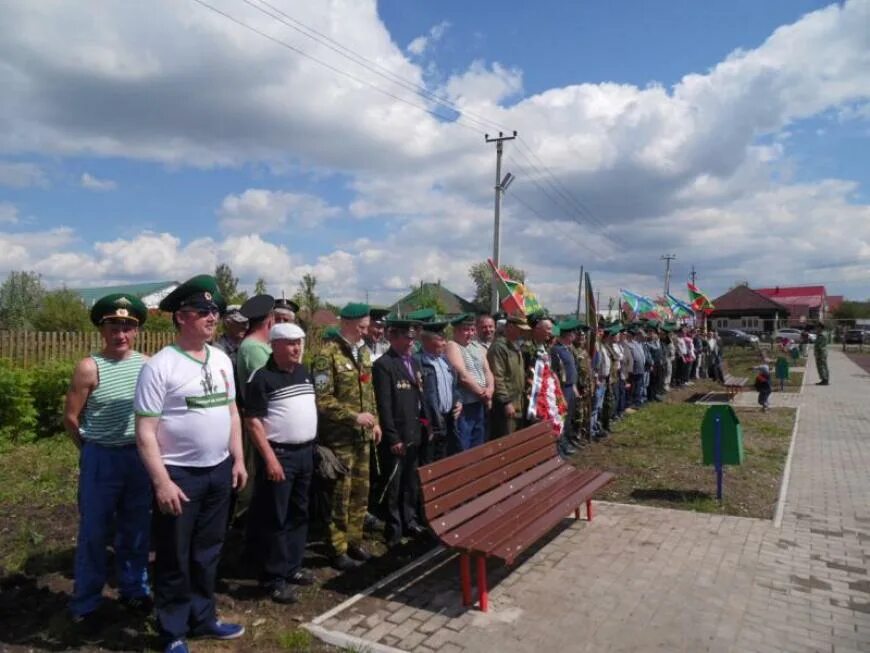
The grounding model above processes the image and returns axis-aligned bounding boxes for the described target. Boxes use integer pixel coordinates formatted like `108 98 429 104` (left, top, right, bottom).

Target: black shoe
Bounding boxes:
119 594 154 614
267 581 298 605
363 512 385 532
331 554 363 571
287 568 317 585
71 611 102 639
347 544 373 562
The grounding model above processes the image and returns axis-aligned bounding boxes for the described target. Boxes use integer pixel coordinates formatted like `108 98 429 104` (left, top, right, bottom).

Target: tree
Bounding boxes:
406 283 447 314
142 310 175 332
254 277 268 295
832 300 870 322
32 289 92 332
214 263 247 304
468 261 525 313
0 270 45 329
293 274 321 316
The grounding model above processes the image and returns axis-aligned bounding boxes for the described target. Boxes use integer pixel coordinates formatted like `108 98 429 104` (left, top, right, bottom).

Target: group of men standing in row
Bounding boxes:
61 269 724 652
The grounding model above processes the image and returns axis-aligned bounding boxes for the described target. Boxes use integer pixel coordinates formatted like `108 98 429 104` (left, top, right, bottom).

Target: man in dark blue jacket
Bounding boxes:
414 321 459 464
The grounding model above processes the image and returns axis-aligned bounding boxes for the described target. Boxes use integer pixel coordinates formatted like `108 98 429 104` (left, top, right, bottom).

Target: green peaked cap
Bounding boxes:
158 275 225 313
90 293 148 326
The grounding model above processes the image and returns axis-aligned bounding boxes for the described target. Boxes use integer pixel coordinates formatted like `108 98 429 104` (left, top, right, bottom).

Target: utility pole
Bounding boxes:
575 266 584 318
661 254 677 295
485 131 517 314
690 265 697 287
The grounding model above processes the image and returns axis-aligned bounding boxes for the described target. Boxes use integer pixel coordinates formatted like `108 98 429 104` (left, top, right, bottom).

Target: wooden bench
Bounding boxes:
723 374 748 399
417 422 614 612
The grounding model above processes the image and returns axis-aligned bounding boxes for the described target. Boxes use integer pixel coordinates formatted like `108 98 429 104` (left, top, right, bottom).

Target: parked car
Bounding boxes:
774 328 816 343
844 329 870 345
717 328 759 347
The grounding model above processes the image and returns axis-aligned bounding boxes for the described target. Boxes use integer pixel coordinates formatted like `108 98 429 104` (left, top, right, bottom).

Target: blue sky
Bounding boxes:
0 0 868 308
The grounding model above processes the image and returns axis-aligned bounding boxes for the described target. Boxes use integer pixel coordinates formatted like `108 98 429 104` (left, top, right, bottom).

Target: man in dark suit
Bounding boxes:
372 318 428 547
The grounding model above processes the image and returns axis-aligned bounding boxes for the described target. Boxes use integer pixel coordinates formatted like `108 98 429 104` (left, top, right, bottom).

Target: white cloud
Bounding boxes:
218 188 341 234
0 202 19 224
407 20 450 56
80 172 117 191
0 161 46 188
0 1 869 303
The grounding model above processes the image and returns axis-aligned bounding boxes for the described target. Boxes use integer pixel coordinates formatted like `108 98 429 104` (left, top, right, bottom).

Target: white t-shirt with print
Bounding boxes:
134 344 236 468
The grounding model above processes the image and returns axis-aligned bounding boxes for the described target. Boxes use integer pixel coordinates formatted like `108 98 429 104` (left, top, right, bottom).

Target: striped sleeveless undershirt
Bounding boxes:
456 342 487 404
80 351 145 446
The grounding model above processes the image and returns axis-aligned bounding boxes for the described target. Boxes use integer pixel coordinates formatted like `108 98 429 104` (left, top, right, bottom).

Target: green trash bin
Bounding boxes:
701 404 744 465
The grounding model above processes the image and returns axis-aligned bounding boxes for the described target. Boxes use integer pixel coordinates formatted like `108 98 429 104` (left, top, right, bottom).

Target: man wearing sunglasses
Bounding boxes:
135 275 247 653
63 293 152 633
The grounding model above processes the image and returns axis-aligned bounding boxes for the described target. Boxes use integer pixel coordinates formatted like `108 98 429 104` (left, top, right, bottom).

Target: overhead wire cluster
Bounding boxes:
191 0 613 258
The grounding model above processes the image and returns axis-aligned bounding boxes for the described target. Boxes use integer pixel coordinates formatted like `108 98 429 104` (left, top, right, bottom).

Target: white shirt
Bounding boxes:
134 344 235 468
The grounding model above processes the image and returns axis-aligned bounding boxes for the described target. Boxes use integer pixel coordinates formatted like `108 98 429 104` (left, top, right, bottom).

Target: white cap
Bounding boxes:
270 323 306 341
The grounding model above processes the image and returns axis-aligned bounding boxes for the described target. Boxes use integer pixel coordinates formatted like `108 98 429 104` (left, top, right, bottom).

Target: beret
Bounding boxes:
90 293 147 326
339 302 370 320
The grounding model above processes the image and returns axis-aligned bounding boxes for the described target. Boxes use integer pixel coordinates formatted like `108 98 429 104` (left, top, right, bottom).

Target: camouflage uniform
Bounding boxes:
571 344 593 440
814 330 829 384
312 337 378 557
602 342 619 432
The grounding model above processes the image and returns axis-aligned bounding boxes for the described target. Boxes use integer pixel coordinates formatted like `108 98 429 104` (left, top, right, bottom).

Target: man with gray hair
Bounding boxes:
213 305 247 362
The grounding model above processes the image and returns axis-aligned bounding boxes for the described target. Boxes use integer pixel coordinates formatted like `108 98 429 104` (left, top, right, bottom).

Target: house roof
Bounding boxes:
756 285 826 308
710 285 790 314
72 281 179 307
390 282 477 316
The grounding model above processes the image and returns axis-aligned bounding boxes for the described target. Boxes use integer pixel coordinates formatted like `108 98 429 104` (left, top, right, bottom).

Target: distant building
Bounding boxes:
390 282 477 316
709 285 790 335
755 285 828 325
72 281 179 309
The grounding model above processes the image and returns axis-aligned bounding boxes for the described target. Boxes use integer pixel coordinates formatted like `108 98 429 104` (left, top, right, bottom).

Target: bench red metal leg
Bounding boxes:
586 499 593 521
460 553 472 607
477 555 488 612
574 507 581 519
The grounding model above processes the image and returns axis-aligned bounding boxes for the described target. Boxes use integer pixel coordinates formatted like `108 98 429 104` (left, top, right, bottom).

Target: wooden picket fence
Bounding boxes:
0 330 175 366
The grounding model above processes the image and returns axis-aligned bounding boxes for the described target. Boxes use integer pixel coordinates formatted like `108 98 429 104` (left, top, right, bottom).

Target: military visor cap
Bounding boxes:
339 302 370 320
385 318 421 336
241 294 275 321
556 318 584 333
90 293 147 326
159 275 225 313
274 297 299 315
449 312 475 326
421 320 449 334
369 306 391 324
405 307 437 323
505 314 531 330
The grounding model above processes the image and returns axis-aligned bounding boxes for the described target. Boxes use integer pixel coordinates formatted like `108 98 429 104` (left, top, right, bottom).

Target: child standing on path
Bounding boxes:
754 364 772 411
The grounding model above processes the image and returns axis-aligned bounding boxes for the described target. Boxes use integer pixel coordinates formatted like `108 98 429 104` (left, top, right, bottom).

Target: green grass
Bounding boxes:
722 346 804 389
577 402 795 518
0 436 79 574
277 628 314 651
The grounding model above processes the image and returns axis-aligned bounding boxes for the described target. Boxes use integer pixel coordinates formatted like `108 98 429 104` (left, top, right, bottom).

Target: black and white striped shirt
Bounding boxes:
245 356 317 445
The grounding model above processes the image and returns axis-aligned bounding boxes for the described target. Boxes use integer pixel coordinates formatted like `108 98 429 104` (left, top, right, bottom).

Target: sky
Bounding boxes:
1 0 869 312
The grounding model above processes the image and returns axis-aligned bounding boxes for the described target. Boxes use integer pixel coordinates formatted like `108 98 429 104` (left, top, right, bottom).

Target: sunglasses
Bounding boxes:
183 307 220 318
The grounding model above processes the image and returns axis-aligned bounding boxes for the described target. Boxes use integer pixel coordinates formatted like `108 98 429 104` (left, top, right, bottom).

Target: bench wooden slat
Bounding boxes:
464 469 602 554
419 421 551 484
424 445 558 520
421 428 555 502
491 472 615 564
435 463 576 542
427 457 566 534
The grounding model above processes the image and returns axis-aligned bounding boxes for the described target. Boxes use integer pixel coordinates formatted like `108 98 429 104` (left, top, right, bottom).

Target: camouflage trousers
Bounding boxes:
326 438 370 556
573 388 591 440
815 353 829 383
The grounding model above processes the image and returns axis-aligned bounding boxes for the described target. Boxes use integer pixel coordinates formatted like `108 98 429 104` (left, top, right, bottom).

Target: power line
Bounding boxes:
507 189 604 259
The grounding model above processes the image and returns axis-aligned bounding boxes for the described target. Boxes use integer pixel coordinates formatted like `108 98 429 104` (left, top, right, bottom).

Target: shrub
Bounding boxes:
0 359 37 443
30 360 74 438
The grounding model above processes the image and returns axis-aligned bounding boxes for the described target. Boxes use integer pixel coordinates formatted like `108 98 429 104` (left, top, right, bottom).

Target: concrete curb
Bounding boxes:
773 403 801 529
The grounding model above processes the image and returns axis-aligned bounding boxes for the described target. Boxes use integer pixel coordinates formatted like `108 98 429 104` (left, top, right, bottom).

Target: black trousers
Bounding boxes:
419 412 453 465
153 457 232 642
251 441 313 586
380 442 421 543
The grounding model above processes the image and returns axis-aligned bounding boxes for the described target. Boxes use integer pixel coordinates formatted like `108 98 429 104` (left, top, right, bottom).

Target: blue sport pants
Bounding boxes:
70 442 152 617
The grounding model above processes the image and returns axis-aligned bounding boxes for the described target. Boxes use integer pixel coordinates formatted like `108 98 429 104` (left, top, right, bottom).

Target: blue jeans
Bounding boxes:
590 384 606 436
453 402 486 452
70 442 152 617
153 457 232 641
250 442 314 586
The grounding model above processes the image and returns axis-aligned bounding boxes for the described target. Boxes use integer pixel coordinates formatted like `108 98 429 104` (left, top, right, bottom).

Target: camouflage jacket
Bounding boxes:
311 337 378 441
571 345 593 392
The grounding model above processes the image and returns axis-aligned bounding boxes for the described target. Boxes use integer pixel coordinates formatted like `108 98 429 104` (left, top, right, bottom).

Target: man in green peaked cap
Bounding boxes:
135 274 247 647
64 292 151 628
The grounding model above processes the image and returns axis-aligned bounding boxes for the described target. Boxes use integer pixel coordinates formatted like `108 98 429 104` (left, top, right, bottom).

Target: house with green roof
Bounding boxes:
389 282 477 316
72 281 179 309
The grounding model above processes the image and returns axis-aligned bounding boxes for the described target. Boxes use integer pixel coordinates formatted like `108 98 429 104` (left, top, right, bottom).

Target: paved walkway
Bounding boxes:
307 351 870 652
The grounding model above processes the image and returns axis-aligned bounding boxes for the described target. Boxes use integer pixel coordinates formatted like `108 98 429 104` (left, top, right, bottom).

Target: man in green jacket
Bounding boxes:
487 315 530 438
814 323 829 386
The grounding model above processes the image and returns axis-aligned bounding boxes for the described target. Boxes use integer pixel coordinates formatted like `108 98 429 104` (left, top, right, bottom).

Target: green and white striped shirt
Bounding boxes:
80 351 145 446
